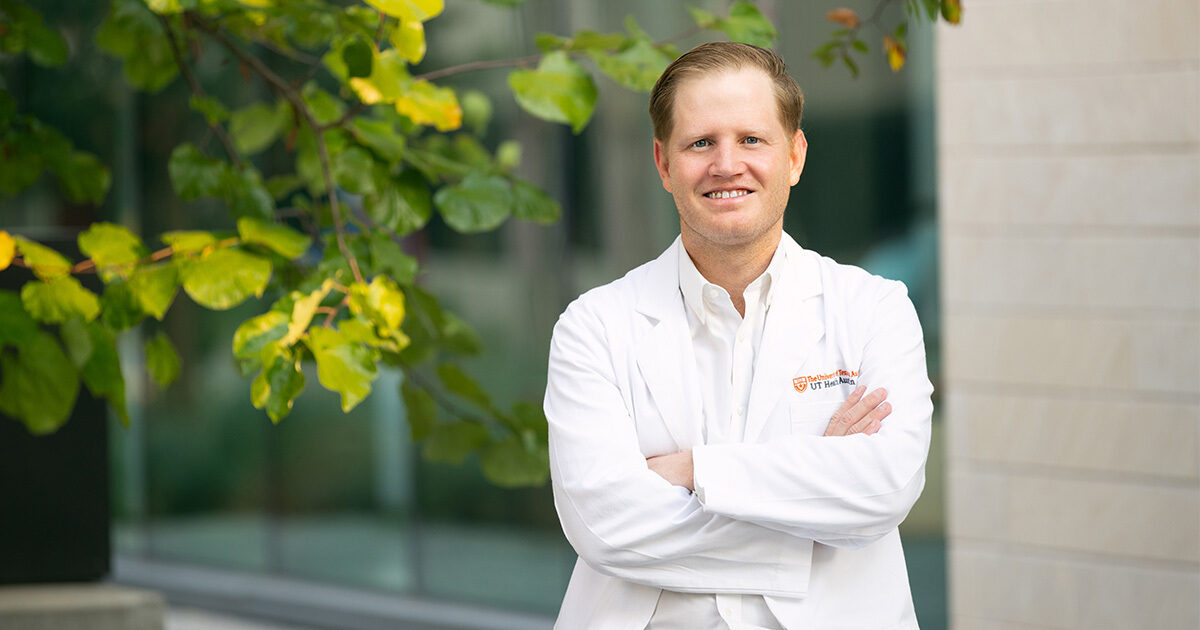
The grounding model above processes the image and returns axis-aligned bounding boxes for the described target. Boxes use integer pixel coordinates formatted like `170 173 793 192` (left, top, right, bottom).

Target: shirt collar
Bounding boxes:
678 240 787 326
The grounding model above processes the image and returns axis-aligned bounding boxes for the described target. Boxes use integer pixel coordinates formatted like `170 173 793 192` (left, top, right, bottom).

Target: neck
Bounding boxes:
682 229 781 316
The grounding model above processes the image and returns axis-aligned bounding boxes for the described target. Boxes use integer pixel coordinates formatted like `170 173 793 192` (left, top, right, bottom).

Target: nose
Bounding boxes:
709 144 745 178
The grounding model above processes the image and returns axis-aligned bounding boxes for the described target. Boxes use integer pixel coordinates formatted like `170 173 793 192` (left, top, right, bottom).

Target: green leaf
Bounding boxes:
237 217 309 259
232 310 289 368
79 320 128 426
590 39 671 92
53 151 111 205
13 236 72 279
401 379 436 440
224 167 275 221
389 17 426 64
496 140 521 171
511 179 561 224
507 51 597 133
720 1 778 48
95 0 178 92
161 230 218 254
365 169 433 236
842 53 859 78
534 33 569 52
0 290 39 348
99 280 145 331
265 175 305 201
180 248 272 310
624 15 649 40
127 262 178 320
852 39 869 53
569 30 628 51
251 348 305 423
21 276 101 323
145 331 181 388
78 222 146 281
1 0 69 66
59 317 93 368
306 325 378 412
459 90 492 135
342 35 374 78
351 118 406 163
368 232 418 284
688 6 718 28
169 143 228 200
433 172 512 233
436 362 492 412
423 421 488 464
189 95 230 125
511 400 549 440
480 436 549 487
0 331 80 434
301 85 347 126
230 101 288 155
335 146 378 195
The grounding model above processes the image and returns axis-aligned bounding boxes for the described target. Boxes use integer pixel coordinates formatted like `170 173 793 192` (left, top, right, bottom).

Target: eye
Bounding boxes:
744 136 761 145
691 139 710 149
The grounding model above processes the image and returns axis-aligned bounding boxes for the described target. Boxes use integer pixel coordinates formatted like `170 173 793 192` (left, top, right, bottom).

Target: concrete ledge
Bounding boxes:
0 584 164 630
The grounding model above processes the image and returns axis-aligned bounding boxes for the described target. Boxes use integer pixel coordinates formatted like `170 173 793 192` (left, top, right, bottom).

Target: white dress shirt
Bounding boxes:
646 242 788 630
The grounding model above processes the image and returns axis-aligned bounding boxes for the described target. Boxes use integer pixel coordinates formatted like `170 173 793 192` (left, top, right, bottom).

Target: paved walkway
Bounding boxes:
167 607 318 630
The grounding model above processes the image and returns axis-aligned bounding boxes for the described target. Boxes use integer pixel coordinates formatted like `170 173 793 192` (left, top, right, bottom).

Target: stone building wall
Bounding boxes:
936 1 1200 628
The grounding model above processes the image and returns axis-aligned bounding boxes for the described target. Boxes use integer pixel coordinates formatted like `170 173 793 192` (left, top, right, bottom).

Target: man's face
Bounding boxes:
653 66 807 253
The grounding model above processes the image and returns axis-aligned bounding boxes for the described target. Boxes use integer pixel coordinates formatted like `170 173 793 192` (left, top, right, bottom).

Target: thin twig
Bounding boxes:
413 53 541 83
191 13 365 285
159 15 242 166
405 370 489 426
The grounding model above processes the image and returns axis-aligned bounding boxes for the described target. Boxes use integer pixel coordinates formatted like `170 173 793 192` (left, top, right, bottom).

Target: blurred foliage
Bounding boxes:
0 0 956 487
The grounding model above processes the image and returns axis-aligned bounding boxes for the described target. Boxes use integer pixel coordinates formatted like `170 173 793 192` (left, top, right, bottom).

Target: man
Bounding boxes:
544 42 933 629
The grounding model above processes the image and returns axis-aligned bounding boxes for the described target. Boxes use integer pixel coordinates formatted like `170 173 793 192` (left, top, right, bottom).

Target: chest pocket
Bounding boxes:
789 400 842 436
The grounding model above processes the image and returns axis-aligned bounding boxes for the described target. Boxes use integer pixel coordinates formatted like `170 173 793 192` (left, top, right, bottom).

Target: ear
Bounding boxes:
653 139 672 193
788 129 808 186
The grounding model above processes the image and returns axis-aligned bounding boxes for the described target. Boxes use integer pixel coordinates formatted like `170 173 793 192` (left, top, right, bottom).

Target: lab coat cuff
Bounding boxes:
692 444 714 507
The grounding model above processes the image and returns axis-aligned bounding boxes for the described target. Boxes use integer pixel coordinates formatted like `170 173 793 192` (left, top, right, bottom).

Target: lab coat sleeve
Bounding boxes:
546 298 811 596
691 281 933 548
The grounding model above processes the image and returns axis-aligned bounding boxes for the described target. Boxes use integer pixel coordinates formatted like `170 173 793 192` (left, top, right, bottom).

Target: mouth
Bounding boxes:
703 189 752 200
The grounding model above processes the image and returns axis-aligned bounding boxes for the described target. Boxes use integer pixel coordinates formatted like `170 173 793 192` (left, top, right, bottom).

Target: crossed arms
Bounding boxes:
545 282 932 593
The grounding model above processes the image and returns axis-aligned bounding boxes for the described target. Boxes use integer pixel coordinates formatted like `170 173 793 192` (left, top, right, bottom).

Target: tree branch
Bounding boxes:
159 15 242 167
189 13 365 286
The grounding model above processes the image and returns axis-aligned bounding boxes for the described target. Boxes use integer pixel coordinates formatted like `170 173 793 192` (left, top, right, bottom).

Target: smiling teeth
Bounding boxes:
706 190 749 199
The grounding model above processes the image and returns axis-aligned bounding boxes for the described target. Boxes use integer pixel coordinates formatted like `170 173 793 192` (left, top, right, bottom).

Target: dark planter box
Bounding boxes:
0 233 111 584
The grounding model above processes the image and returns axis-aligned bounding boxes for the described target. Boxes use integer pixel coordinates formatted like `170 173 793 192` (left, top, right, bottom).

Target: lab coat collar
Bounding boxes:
633 234 824 448
634 237 705 449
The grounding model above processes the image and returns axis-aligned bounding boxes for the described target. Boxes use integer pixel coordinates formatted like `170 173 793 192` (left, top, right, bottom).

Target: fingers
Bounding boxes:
848 400 890 435
824 386 889 437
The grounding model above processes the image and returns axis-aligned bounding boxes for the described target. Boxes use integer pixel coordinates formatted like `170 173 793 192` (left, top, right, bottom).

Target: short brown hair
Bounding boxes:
648 42 804 141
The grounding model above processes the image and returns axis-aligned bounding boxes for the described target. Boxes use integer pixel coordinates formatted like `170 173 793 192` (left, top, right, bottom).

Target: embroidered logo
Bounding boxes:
794 369 859 393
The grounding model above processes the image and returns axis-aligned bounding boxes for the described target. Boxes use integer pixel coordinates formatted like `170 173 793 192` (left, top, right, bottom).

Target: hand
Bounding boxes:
646 450 694 492
824 385 890 436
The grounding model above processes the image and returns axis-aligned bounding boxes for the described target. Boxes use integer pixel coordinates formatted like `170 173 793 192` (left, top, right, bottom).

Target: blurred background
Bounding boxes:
4 0 1195 629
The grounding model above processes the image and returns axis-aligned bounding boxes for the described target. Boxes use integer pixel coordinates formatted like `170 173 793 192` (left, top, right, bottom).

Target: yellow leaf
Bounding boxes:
282 280 333 346
389 19 426 64
884 35 906 72
0 231 14 271
349 48 410 105
364 0 443 23
825 8 859 29
395 81 462 131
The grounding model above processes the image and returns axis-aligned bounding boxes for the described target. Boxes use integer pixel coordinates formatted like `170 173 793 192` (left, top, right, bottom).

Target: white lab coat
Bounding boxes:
545 233 933 630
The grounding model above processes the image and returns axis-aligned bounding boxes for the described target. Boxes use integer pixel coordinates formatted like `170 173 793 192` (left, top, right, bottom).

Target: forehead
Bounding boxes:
669 67 782 137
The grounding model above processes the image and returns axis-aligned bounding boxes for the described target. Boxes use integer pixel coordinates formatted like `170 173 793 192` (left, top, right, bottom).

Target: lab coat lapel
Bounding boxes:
634 239 704 450
744 238 824 443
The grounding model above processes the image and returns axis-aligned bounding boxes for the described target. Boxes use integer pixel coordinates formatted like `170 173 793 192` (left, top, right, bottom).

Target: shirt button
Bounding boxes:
737 332 745 343
736 406 745 416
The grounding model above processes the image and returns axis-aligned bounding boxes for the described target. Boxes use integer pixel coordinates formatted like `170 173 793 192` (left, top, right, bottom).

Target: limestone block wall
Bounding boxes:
936 1 1200 628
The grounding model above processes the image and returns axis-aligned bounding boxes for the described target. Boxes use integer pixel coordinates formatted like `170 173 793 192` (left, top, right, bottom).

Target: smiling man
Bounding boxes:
544 42 933 629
